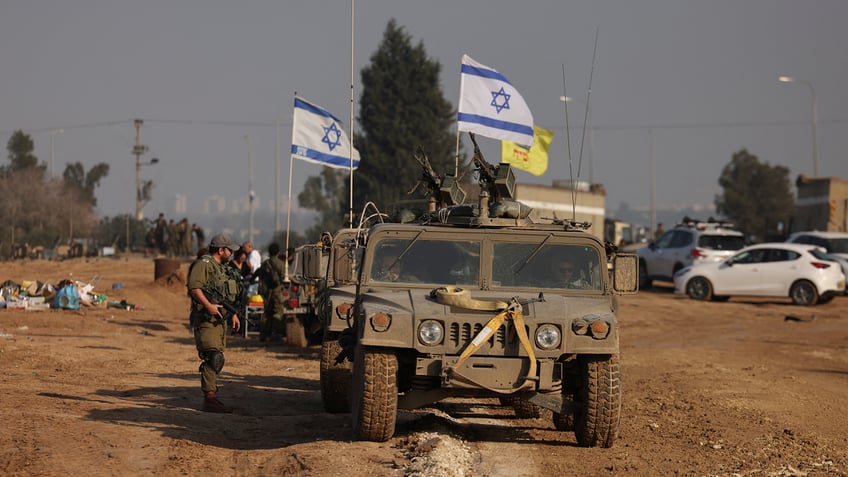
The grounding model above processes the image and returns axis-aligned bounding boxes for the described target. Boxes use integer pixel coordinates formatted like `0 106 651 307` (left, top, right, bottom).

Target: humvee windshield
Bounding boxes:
368 236 602 291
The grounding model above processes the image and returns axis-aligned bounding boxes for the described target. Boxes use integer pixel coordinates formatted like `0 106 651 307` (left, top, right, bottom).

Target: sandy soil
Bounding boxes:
1 257 846 476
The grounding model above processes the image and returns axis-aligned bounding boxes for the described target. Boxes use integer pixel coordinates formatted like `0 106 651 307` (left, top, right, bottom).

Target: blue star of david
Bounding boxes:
322 123 342 151
490 87 511 114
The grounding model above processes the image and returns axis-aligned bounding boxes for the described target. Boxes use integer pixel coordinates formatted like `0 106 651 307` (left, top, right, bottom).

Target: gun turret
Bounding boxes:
411 145 466 208
469 132 517 201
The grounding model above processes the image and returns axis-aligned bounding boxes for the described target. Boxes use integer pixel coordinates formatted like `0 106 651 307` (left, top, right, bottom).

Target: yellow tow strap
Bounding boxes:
432 287 537 394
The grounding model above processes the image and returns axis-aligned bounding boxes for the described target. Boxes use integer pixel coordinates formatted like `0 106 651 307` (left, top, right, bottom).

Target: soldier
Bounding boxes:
257 242 285 342
154 213 167 255
187 233 242 413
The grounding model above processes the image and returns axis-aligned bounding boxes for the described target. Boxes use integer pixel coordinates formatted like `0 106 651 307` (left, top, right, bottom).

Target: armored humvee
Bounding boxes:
344 139 638 447
278 243 326 347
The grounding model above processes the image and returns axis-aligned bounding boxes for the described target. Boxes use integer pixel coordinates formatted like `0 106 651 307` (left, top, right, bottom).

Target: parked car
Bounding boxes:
638 219 746 288
786 231 848 292
673 243 845 306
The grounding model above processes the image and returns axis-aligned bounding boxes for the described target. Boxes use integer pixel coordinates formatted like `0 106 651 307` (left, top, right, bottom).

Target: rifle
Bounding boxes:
201 287 241 319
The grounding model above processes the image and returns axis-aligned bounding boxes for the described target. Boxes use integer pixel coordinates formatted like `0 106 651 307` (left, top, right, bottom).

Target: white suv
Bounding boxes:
638 219 746 289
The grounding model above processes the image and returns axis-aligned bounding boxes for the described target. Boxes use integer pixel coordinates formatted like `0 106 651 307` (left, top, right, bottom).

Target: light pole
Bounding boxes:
132 119 160 220
50 128 63 179
559 96 594 183
779 75 819 177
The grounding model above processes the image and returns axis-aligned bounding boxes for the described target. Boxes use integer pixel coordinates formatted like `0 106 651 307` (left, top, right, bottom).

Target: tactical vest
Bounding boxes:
190 255 242 313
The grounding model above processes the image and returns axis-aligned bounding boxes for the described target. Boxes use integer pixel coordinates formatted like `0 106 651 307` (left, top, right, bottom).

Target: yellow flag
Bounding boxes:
501 125 554 176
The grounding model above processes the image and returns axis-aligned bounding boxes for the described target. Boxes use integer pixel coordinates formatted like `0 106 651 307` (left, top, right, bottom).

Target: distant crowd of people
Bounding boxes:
146 213 206 258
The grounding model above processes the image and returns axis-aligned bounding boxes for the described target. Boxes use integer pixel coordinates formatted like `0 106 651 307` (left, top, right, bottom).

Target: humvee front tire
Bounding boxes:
351 344 398 441
319 332 351 413
574 354 621 448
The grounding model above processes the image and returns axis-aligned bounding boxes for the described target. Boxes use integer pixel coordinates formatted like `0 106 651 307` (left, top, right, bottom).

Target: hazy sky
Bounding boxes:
2 0 846 226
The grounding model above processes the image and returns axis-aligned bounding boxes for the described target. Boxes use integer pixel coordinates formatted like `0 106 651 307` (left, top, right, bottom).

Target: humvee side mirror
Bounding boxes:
613 254 639 294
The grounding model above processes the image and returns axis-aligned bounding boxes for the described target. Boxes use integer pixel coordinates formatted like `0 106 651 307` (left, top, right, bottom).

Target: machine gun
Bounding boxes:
469 132 517 202
411 145 466 208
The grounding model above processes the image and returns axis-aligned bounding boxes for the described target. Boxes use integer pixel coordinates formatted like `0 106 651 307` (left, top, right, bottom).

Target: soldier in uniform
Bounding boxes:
257 242 285 342
187 233 242 413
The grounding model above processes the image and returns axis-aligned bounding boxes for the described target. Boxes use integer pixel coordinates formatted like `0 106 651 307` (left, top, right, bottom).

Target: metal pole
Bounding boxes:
649 128 656 235
807 80 819 177
779 76 819 177
133 119 145 221
275 118 281 235
246 133 254 244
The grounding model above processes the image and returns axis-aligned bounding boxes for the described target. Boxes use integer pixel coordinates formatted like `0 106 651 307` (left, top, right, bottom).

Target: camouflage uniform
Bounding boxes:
187 245 242 398
259 254 286 341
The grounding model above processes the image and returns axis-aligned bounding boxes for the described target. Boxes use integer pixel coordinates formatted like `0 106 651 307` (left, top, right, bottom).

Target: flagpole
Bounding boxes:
348 0 355 228
275 117 281 235
285 94 296 282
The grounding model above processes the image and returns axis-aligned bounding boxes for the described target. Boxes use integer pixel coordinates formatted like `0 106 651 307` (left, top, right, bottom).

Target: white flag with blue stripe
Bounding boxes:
291 97 360 169
457 54 534 147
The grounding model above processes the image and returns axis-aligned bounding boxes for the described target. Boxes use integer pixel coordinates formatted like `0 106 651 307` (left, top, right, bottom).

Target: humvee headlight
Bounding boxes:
571 318 590 335
535 324 561 349
589 320 611 339
369 312 392 332
418 320 444 346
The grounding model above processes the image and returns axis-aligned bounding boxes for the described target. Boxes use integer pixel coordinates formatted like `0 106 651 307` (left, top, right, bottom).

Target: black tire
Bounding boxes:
552 391 575 431
790 280 818 306
574 354 621 448
319 332 352 413
510 398 542 418
286 315 308 348
686 277 713 301
351 344 398 442
638 261 652 289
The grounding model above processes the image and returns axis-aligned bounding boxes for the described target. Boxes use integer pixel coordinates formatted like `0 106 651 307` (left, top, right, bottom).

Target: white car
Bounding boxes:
673 243 845 306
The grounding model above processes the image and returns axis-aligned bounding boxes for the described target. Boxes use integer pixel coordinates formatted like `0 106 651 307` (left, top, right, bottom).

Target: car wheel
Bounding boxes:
686 277 713 301
790 280 818 306
638 261 652 289
574 354 621 448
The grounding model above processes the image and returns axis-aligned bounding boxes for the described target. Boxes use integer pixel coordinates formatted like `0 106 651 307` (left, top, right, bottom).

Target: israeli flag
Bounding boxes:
291 97 360 169
457 54 534 147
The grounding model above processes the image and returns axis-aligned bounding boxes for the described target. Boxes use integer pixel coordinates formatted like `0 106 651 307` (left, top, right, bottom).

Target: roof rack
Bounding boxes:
676 216 735 231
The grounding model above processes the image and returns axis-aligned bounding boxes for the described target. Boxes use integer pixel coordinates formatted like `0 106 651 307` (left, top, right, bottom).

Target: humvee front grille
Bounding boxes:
448 322 508 352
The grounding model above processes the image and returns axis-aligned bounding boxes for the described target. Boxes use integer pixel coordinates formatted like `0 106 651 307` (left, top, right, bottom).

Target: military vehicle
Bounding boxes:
317 228 364 413
278 243 326 348
344 135 638 447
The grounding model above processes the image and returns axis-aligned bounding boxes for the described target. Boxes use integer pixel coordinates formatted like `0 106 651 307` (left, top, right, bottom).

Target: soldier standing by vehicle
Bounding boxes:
258 242 285 342
187 233 242 413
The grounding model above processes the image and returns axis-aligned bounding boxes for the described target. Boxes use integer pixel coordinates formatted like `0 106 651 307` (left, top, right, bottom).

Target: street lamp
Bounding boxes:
778 75 819 177
559 95 595 183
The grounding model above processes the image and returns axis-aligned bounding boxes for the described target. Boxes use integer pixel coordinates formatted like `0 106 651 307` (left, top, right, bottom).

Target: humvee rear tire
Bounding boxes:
320 332 352 413
552 391 575 431
286 315 308 348
574 354 621 448
351 344 398 442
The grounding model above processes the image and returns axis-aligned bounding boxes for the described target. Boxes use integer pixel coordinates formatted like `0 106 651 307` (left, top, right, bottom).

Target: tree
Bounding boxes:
298 167 348 240
298 19 466 234
353 19 465 214
715 149 795 242
4 130 44 174
63 161 111 207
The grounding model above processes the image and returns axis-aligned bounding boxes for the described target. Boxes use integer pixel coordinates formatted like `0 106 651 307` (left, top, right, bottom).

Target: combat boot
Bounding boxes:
202 391 233 413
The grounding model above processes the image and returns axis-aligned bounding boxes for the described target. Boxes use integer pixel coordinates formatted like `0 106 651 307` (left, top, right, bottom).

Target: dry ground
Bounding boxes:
1 257 846 476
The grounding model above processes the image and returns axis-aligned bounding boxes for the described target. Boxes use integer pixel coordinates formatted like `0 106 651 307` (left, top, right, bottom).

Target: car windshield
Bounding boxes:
826 238 848 254
369 238 480 285
492 242 603 291
698 234 745 250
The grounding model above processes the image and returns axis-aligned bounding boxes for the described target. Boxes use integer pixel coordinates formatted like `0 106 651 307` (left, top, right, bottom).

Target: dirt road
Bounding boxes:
1 257 846 476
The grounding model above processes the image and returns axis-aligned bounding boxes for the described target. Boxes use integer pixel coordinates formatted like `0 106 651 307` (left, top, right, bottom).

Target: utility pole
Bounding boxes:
133 119 148 221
